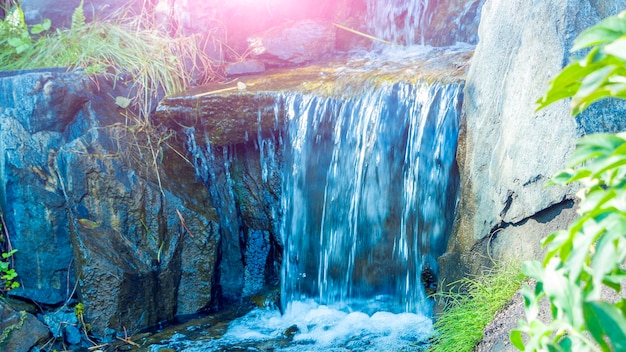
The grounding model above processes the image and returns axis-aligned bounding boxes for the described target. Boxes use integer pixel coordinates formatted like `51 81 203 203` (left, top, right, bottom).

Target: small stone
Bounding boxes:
283 324 300 337
43 309 78 339
64 324 82 345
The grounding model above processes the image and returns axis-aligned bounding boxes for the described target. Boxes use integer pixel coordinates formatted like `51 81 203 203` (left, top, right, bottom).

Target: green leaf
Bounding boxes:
603 271 626 291
7 37 24 48
572 12 626 51
605 37 626 61
574 65 616 101
549 170 575 185
565 225 595 280
547 343 567 352
522 260 544 280
536 61 599 111
115 96 132 109
71 0 86 31
30 19 51 35
510 329 525 350
571 134 626 164
591 155 626 179
1 249 17 259
591 222 622 289
583 301 626 351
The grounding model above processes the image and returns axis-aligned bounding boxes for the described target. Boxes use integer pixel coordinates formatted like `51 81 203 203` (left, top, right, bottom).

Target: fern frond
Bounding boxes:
71 0 86 31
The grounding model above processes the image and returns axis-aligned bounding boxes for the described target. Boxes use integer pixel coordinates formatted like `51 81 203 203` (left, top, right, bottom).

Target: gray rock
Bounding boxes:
248 20 336 67
42 309 77 339
0 69 225 337
57 127 220 338
64 324 82 345
225 60 266 77
20 0 144 28
424 0 486 46
242 229 271 297
0 73 82 305
0 300 49 352
446 0 626 281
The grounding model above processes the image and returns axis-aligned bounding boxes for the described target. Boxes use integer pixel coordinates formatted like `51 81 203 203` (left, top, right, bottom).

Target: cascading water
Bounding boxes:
224 80 461 352
281 82 461 316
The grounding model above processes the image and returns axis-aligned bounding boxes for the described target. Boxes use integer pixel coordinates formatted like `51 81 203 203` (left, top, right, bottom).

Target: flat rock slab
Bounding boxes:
155 45 473 146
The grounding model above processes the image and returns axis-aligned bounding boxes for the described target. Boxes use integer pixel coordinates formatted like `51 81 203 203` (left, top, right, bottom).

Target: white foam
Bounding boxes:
218 299 433 351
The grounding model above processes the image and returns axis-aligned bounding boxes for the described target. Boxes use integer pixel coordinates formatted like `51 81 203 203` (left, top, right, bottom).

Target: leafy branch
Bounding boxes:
513 10 626 352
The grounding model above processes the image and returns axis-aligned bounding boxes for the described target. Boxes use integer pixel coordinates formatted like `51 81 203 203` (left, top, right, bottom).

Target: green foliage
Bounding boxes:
0 6 50 59
513 11 626 352
428 263 524 352
71 0 86 31
0 3 216 123
0 247 19 292
537 11 626 115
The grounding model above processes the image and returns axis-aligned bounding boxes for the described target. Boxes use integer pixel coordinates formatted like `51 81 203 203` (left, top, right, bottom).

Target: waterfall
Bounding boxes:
281 82 462 315
366 0 430 45
169 59 466 352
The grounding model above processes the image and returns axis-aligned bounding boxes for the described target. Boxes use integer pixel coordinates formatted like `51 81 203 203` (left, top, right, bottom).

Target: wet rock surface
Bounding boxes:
0 69 277 340
225 60 266 77
155 46 472 147
0 299 49 352
423 0 486 46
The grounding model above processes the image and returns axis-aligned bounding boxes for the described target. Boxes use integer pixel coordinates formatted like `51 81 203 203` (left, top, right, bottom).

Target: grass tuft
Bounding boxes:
1 4 221 124
428 262 524 352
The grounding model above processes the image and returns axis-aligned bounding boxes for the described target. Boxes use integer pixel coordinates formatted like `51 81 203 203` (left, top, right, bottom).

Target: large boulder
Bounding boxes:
443 0 626 281
0 71 91 305
56 126 221 338
248 20 337 67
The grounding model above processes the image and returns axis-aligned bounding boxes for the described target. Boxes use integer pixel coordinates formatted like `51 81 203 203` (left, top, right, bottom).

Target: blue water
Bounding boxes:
281 82 462 317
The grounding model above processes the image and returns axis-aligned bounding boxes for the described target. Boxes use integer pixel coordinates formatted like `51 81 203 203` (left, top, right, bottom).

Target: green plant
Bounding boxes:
0 5 50 60
537 11 626 115
0 214 19 293
512 11 626 352
0 2 219 124
428 262 524 352
0 249 19 292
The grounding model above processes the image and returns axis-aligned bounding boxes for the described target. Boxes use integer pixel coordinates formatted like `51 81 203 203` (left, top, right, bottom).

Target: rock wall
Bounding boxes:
0 70 281 342
442 0 626 282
